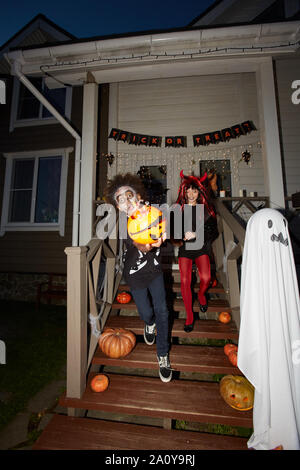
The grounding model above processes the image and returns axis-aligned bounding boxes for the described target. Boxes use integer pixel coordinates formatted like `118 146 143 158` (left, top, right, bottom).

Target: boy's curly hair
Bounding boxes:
104 173 146 207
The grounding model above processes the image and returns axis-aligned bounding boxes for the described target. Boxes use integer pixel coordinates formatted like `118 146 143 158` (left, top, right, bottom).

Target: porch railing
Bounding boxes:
64 212 122 411
212 196 269 329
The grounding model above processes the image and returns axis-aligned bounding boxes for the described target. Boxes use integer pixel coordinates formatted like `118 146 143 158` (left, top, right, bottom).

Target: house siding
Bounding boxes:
274 57 300 198
108 73 263 204
0 82 83 274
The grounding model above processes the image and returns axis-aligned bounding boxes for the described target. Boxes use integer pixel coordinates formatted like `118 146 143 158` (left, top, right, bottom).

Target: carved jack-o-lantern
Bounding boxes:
128 205 166 245
116 291 131 304
220 375 254 411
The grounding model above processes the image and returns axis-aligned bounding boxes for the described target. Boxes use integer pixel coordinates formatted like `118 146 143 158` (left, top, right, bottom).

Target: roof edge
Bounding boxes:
0 13 76 52
8 17 300 53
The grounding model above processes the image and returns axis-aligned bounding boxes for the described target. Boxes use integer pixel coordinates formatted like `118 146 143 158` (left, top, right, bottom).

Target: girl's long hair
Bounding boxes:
175 170 216 218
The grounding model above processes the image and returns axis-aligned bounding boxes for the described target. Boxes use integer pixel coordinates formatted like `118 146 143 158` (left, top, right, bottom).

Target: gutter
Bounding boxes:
9 57 82 247
6 20 300 75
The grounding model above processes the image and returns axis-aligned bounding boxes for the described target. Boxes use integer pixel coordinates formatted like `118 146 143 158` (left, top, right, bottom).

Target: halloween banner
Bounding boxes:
109 121 256 148
109 128 162 147
193 121 256 147
165 136 187 148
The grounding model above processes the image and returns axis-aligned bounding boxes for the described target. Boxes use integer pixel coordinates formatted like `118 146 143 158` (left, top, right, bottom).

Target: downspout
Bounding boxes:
10 59 82 247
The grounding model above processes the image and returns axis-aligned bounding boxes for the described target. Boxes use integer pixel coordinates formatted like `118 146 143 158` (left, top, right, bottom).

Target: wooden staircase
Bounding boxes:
34 268 252 450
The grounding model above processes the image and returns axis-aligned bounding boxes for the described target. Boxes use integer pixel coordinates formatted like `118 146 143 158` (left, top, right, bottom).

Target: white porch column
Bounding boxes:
256 58 285 209
107 83 118 180
79 81 99 245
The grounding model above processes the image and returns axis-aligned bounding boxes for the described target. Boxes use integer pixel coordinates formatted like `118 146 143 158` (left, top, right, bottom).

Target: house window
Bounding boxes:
200 159 232 196
10 77 72 131
0 148 72 236
137 165 168 204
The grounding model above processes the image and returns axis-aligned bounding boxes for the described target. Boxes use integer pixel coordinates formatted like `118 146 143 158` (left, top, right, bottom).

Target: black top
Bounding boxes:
178 205 218 260
122 236 162 289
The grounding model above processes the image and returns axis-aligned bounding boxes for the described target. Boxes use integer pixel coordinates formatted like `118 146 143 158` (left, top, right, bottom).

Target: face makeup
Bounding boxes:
115 186 139 216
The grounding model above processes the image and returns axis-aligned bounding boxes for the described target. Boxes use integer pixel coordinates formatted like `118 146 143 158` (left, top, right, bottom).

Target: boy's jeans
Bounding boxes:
130 273 170 357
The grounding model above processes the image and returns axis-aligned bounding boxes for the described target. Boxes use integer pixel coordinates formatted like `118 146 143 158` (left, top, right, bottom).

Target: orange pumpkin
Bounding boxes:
220 375 254 411
116 291 131 304
228 350 238 367
218 311 231 323
127 205 166 245
99 327 136 358
224 344 238 357
90 374 109 393
211 278 218 288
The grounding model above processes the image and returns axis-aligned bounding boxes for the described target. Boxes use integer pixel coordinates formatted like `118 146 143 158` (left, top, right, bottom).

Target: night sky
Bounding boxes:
0 0 216 47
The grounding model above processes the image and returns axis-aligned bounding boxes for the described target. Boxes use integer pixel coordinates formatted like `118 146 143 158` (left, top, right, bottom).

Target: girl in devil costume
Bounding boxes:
174 171 218 332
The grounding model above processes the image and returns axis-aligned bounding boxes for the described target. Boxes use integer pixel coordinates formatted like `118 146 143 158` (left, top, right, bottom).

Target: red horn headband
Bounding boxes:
179 170 208 186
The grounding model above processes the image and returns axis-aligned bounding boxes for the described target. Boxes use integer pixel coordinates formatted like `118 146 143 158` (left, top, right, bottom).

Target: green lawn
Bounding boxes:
0 300 67 432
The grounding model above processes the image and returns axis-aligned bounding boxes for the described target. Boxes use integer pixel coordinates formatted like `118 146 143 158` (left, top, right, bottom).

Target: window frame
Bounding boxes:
9 77 72 132
0 148 73 236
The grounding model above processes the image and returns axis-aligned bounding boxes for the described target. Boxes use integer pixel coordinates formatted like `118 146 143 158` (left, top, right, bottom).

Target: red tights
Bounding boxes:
178 255 211 325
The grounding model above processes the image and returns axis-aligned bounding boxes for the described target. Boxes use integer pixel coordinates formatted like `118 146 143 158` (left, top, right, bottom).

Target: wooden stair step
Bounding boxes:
118 282 225 294
111 298 231 313
59 373 252 428
33 413 248 450
106 315 239 340
93 343 242 375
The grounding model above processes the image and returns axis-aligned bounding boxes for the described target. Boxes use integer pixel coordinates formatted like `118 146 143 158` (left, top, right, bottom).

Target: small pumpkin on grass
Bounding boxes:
116 291 132 304
218 311 231 323
99 327 136 358
220 375 254 411
90 374 109 393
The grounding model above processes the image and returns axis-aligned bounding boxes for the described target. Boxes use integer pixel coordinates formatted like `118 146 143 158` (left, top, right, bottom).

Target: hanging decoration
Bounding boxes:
158 165 167 176
165 136 187 148
137 165 152 182
193 121 256 147
241 150 251 165
109 120 256 148
109 128 162 147
104 152 115 166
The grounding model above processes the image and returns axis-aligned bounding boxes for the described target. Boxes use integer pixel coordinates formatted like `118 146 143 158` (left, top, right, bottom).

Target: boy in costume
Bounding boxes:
105 173 172 383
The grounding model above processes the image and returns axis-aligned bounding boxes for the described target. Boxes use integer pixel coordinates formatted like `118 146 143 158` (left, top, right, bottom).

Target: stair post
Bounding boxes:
64 246 88 417
222 221 241 329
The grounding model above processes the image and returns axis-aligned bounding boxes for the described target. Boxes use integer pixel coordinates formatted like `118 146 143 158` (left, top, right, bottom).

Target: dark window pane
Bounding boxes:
138 165 167 204
42 87 66 118
199 159 232 197
34 157 62 223
17 78 42 120
11 159 34 189
9 190 32 222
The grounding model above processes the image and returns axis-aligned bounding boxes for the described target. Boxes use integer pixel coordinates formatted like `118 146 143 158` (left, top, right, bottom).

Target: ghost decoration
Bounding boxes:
238 208 300 450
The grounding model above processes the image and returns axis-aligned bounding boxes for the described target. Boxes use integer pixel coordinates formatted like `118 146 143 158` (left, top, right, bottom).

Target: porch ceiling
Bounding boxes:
5 20 300 87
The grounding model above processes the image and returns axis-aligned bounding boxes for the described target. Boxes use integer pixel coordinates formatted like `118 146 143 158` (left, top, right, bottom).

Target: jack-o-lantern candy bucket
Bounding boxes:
128 205 166 245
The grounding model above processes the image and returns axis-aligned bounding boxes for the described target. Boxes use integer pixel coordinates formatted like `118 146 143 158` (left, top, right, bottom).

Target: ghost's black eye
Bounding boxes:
268 220 273 228
283 219 286 227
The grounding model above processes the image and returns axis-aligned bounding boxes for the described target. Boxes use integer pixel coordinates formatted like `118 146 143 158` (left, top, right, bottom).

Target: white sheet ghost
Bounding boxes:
238 208 300 450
